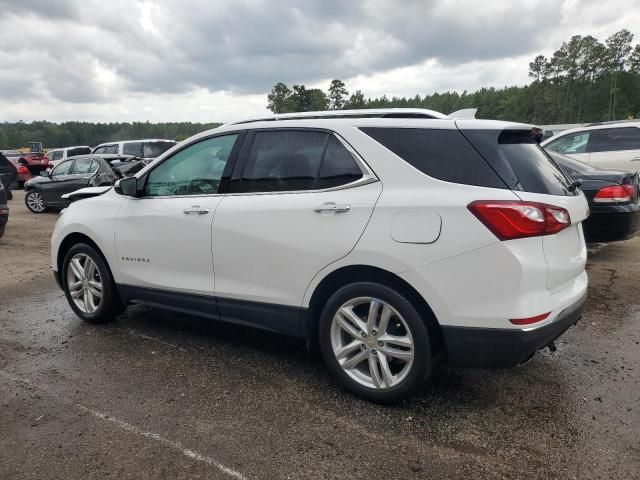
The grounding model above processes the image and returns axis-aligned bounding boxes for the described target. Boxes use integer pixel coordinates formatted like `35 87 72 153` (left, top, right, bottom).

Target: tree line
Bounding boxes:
0 121 222 150
267 29 640 125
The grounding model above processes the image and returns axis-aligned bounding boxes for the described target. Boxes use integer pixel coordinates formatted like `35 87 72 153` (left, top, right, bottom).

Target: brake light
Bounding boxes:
593 185 633 204
468 200 571 240
510 312 551 325
17 165 29 174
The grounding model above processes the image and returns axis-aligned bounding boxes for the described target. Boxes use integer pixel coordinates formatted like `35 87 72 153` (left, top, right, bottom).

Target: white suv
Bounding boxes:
92 139 177 159
51 109 589 402
542 121 640 171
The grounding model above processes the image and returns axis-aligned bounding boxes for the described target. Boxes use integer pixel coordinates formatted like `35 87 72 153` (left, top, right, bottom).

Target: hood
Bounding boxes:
25 175 52 187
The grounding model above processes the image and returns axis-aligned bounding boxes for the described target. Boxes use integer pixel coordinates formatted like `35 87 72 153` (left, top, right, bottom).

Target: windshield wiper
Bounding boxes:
567 179 582 192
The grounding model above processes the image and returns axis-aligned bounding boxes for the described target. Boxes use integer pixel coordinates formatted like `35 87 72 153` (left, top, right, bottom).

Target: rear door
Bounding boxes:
586 126 640 171
212 129 381 321
461 126 589 290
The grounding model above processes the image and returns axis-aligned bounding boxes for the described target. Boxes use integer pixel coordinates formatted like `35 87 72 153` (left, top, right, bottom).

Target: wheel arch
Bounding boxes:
57 232 109 277
306 264 444 353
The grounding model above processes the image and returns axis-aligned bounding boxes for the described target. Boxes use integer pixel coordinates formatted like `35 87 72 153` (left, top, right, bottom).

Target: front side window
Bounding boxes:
588 127 640 152
546 132 590 154
52 160 74 176
144 134 238 197
73 158 98 174
234 130 328 193
50 151 63 161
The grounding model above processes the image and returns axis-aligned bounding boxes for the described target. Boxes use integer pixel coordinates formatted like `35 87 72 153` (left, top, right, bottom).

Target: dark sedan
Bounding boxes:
549 151 640 242
24 155 145 213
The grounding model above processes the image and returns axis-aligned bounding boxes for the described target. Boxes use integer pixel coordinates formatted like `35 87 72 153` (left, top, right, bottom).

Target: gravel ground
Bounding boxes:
0 190 638 479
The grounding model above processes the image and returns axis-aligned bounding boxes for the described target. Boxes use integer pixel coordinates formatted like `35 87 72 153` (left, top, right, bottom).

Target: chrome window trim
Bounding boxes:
135 130 379 200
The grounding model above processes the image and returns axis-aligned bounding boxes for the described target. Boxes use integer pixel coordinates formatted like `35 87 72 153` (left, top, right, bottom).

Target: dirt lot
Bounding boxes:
0 190 639 479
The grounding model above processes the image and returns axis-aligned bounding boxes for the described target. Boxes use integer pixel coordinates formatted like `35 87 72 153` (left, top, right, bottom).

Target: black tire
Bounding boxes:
24 190 49 213
318 282 431 404
7 190 12 200
62 243 123 323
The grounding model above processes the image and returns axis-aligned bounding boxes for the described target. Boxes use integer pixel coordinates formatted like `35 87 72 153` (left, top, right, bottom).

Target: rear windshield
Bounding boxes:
360 127 506 189
461 129 576 196
123 141 176 158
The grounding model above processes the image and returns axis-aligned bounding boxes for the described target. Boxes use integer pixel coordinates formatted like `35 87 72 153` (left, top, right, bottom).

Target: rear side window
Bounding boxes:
588 127 640 152
316 136 363 189
234 131 328 192
68 147 91 156
462 129 574 196
123 142 143 156
73 158 98 174
360 127 505 188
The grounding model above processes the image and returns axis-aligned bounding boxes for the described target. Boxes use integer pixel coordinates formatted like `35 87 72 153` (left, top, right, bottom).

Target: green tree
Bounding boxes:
345 90 366 109
267 82 293 113
327 79 349 110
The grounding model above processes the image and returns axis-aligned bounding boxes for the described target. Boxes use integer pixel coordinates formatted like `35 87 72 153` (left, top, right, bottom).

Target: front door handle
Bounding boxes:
183 205 210 215
314 202 351 213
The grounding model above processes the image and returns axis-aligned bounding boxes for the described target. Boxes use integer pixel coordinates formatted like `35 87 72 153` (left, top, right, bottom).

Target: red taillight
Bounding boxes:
468 200 571 240
16 165 29 174
593 185 633 204
510 312 551 325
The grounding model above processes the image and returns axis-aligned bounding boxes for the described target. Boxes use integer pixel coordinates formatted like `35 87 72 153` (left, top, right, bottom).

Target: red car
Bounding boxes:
4 151 49 188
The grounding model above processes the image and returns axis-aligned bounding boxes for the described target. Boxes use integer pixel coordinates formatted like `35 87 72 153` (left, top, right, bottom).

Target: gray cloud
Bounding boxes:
0 0 637 111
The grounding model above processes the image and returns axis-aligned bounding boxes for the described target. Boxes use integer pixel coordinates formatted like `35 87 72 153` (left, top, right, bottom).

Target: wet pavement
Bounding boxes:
1 238 639 479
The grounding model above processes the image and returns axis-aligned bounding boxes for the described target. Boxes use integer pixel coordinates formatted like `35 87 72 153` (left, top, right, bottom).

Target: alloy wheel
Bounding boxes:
66 253 103 314
330 297 415 390
26 192 46 212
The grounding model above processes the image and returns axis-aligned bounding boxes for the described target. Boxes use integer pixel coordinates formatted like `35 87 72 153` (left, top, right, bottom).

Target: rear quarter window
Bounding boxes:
462 129 575 196
360 127 506 189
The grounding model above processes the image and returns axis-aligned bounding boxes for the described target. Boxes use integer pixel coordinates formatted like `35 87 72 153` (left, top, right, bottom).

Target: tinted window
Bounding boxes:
52 160 73 176
588 127 640 152
123 142 143 156
361 127 505 188
93 145 117 154
315 136 363 189
143 141 176 158
463 129 574 196
546 132 590 154
73 158 98 174
144 134 238 197
68 147 91 156
234 130 328 193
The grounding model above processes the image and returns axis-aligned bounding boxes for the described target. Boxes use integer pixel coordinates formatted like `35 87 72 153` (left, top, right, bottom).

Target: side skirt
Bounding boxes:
117 284 308 338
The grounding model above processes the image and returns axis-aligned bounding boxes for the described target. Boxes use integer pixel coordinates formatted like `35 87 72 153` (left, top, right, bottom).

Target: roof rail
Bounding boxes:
585 119 640 127
225 108 449 126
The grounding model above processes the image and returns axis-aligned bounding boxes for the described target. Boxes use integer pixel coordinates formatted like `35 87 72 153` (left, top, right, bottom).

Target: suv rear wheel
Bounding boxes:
62 243 122 323
319 282 431 403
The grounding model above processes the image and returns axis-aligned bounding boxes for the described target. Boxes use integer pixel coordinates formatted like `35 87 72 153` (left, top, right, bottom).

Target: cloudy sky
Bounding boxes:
0 0 638 123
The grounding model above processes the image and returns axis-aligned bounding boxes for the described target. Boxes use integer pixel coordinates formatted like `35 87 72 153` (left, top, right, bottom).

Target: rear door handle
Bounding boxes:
314 202 351 213
183 205 210 215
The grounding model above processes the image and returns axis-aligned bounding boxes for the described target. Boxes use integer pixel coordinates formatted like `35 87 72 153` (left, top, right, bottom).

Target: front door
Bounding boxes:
212 130 382 318
114 133 241 296
39 159 76 204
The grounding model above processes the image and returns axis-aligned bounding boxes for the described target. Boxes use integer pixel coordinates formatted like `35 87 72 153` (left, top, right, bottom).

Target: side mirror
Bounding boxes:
40 170 50 177
114 177 138 197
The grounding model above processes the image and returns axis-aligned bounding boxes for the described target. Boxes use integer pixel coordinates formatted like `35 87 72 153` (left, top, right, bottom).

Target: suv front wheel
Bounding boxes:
62 243 123 323
319 282 431 403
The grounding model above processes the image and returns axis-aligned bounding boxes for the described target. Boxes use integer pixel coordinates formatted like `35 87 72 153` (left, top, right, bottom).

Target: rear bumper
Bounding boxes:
583 204 640 243
441 291 587 368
